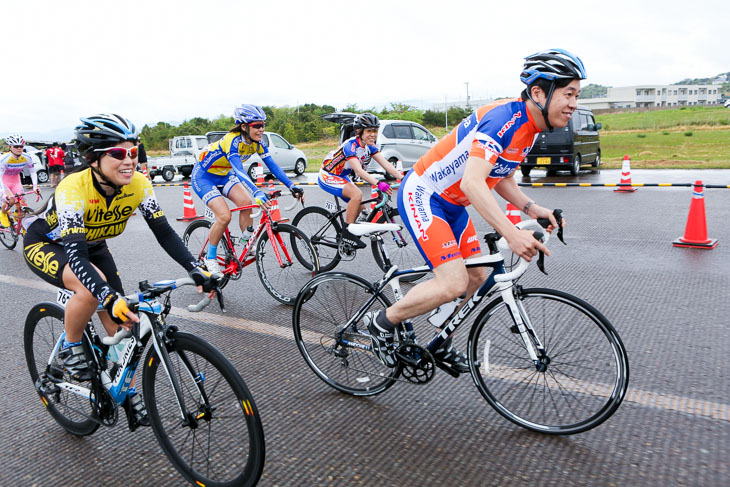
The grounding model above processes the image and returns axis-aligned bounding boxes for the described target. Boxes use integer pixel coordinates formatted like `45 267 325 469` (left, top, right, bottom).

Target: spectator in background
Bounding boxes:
62 143 74 176
137 141 148 179
48 142 65 186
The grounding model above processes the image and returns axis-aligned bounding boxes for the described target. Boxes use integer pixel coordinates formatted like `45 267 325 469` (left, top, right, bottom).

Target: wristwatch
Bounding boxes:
523 200 535 214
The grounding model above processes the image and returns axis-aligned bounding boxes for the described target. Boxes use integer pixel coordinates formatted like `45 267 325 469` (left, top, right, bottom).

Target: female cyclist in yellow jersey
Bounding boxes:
23 114 216 427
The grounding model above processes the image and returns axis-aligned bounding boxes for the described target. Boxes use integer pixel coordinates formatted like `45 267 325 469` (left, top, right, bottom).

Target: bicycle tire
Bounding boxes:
292 272 401 396
182 219 234 289
0 219 18 249
143 331 265 487
23 302 99 436
256 223 319 305
368 206 426 283
291 206 342 272
468 288 629 435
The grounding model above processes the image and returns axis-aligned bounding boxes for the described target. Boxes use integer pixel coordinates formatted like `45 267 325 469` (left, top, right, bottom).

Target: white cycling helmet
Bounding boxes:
5 134 25 147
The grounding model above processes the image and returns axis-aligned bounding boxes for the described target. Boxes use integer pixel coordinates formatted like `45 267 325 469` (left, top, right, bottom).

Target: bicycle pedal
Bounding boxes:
433 359 463 378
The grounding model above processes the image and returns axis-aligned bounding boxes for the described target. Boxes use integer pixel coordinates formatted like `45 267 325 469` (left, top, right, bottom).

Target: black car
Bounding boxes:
521 106 601 176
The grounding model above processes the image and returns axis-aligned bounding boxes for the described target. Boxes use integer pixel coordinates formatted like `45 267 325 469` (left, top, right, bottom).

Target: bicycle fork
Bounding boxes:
498 284 547 371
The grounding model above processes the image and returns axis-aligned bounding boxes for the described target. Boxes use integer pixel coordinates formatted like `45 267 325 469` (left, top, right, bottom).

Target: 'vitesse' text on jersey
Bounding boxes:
42 168 164 243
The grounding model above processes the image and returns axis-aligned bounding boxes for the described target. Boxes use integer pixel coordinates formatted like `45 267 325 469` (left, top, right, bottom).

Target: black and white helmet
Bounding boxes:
5 134 25 147
520 49 586 85
353 113 380 130
74 113 138 152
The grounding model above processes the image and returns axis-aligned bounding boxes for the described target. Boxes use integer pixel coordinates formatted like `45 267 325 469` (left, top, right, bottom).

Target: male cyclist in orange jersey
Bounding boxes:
366 49 584 373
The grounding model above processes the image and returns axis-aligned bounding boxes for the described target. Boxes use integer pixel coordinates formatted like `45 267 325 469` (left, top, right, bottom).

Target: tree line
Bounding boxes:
139 103 473 151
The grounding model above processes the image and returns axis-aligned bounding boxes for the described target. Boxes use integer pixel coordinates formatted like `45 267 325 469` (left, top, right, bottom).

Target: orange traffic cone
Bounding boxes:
673 181 717 249
505 202 522 225
614 155 637 193
268 181 283 221
370 184 378 210
255 162 265 186
141 165 150 180
176 182 203 221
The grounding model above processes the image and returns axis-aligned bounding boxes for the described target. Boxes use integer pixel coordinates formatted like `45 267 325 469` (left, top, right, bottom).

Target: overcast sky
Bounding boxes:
2 0 728 141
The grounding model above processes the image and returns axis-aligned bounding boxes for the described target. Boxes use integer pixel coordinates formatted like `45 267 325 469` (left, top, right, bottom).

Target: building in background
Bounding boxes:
579 84 722 110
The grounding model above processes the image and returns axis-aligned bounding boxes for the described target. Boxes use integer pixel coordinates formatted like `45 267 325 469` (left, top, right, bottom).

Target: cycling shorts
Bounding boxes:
396 170 481 269
2 174 23 199
23 220 124 293
191 164 247 205
317 169 354 201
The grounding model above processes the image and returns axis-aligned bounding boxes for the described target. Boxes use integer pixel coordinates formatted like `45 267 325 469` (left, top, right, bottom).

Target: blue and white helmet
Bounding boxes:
74 113 138 150
520 49 586 85
233 104 267 125
5 134 25 146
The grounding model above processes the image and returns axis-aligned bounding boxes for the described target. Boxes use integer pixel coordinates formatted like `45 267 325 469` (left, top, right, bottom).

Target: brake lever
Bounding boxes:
533 231 547 275
215 286 226 313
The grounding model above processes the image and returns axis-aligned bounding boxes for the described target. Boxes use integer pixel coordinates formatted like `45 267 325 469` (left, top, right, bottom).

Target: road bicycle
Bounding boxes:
183 188 319 305
0 189 41 250
292 211 629 435
291 183 425 281
24 275 265 487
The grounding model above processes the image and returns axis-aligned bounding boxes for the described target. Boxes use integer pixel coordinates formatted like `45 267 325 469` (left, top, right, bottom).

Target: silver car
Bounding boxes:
322 112 438 179
205 131 308 180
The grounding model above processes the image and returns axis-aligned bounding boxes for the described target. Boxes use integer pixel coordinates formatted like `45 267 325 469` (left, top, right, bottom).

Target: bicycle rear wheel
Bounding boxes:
256 223 319 305
292 272 400 396
143 332 265 487
182 219 234 289
23 302 99 436
0 219 18 249
368 206 426 283
291 206 342 272
468 288 629 435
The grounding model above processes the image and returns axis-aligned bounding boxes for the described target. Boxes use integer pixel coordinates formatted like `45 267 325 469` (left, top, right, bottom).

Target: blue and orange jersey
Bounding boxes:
198 132 270 176
412 99 541 206
321 136 379 177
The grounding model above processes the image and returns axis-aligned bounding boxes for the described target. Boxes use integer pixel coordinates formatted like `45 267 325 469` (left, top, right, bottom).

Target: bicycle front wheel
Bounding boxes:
468 288 629 435
256 223 319 305
143 332 265 487
0 220 18 249
291 206 342 272
182 218 233 289
24 302 99 436
292 272 400 396
368 206 426 283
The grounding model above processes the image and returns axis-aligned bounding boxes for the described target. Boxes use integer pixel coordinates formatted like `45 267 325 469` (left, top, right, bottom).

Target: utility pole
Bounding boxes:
445 96 448 131
465 82 471 109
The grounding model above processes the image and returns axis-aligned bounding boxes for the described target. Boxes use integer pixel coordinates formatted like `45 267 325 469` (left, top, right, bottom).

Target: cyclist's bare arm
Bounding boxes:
349 157 382 188
494 175 561 231
460 156 548 261
371 152 404 180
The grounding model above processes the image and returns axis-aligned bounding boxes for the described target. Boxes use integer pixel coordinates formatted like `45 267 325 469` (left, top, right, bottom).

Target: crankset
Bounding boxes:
395 343 435 385
90 385 118 427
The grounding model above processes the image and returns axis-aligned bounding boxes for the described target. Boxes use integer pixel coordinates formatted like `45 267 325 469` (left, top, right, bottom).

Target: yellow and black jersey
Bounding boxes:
42 168 165 243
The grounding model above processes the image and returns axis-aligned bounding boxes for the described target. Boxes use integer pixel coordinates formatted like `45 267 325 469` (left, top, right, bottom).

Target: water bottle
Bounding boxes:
108 337 133 363
427 297 464 328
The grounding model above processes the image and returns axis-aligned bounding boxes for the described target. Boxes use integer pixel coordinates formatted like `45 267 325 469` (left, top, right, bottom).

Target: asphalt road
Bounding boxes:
1 170 728 486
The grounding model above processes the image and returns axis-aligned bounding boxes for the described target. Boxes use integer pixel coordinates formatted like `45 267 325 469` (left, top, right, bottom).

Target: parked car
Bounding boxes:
204 131 307 180
520 105 601 176
322 112 438 179
21 145 49 184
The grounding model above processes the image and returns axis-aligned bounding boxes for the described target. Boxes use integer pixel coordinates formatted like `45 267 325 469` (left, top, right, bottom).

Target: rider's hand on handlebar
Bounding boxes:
103 292 139 328
528 204 564 233
253 190 271 210
290 185 304 201
377 181 392 196
507 228 550 262
189 266 218 295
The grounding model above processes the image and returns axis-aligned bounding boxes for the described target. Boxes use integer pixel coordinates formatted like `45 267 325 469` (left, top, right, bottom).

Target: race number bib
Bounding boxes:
56 288 74 307
204 206 215 220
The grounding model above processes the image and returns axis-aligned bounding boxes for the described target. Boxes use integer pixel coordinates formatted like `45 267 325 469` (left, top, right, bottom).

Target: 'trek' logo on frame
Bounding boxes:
497 111 522 138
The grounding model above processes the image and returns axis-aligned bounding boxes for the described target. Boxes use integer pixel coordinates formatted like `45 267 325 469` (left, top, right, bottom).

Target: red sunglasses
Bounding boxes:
94 146 139 161
248 123 265 129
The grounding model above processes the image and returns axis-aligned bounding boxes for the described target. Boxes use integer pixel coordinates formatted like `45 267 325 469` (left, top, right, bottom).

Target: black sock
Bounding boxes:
377 309 397 331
